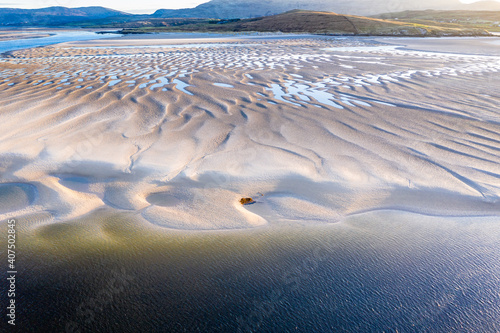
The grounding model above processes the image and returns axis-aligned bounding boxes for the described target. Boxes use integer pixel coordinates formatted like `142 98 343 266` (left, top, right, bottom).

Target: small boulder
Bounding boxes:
239 197 254 205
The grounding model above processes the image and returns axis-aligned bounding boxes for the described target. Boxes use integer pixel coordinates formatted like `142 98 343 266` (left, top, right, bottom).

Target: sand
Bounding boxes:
1 32 500 333
1 34 500 232
376 36 500 56
0 32 52 41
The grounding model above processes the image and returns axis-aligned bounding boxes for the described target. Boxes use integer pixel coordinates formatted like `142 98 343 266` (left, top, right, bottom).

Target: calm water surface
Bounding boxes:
4 211 499 332
0 31 117 54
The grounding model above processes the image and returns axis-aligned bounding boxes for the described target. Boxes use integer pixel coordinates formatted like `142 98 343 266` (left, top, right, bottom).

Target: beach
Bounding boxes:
1 33 500 332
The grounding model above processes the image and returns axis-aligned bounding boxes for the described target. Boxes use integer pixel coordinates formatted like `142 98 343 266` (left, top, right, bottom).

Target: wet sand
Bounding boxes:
1 35 500 229
0 32 52 41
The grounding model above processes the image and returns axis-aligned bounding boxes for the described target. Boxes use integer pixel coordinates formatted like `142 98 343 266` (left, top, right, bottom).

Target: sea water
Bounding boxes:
0 31 117 55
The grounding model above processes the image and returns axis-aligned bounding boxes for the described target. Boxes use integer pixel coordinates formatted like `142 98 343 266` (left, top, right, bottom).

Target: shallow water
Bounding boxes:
6 211 500 332
1 34 500 332
0 31 116 55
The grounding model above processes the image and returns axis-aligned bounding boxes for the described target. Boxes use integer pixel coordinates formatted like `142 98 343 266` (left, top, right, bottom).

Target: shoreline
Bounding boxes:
1 28 499 333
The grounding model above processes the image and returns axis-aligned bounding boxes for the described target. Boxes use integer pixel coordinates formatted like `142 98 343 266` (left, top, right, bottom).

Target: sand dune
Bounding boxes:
1 35 499 230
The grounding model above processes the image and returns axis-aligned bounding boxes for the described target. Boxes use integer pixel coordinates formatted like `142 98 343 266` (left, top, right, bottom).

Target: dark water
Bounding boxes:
2 211 500 332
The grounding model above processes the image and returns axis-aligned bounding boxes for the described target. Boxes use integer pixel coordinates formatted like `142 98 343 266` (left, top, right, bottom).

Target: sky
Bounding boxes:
0 0 498 14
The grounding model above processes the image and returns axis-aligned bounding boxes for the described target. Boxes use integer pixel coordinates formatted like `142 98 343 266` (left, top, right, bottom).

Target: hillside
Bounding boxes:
0 6 131 26
152 0 495 19
122 10 491 36
373 10 500 32
0 4 497 34
464 1 500 11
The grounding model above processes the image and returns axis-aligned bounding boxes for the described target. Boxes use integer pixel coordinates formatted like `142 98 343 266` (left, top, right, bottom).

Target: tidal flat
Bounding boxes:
1 32 500 332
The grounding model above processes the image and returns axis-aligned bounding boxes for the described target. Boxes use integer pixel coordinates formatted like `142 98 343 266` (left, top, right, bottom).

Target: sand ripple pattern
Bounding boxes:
1 37 500 229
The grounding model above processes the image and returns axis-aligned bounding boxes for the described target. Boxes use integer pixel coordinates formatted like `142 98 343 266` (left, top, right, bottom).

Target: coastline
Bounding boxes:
1 32 499 332
1 34 500 230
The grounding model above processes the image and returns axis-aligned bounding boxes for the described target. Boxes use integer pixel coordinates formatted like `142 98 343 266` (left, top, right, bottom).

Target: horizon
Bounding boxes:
1 0 499 14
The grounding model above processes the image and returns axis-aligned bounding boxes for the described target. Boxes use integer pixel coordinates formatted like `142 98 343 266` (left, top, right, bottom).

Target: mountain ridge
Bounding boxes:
119 9 491 37
0 6 131 26
1 2 499 30
153 0 499 18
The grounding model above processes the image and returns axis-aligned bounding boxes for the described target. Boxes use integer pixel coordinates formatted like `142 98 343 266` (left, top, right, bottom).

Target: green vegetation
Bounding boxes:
373 10 500 32
112 10 491 37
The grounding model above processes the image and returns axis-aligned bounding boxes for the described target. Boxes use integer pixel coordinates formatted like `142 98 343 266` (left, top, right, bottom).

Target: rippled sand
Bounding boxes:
1 35 499 232
1 33 500 332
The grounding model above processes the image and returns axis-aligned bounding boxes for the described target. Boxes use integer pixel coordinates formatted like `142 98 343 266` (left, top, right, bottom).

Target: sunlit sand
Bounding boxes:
1 35 500 233
1 31 500 332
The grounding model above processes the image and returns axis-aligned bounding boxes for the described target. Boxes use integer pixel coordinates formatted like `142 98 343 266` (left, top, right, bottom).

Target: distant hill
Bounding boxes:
373 9 500 32
1 2 498 30
121 10 491 37
0 6 131 26
153 0 479 19
464 1 500 11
